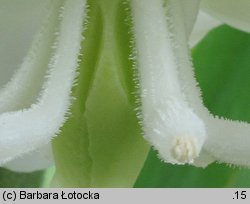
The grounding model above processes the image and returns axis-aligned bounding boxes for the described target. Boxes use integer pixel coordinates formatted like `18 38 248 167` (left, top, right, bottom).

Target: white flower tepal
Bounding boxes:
131 0 206 164
132 0 250 167
0 0 86 166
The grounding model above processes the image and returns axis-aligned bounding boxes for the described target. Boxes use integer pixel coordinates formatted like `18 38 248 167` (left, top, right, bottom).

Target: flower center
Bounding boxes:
170 136 198 164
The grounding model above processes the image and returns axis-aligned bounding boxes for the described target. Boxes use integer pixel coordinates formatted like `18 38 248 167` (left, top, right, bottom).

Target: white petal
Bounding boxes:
0 0 51 87
201 0 250 33
0 0 86 164
3 144 54 172
131 0 206 164
204 118 250 167
132 0 250 167
189 11 222 47
0 1 60 113
171 1 250 167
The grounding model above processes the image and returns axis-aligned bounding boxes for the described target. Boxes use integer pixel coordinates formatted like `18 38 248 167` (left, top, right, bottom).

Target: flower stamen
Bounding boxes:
171 136 198 164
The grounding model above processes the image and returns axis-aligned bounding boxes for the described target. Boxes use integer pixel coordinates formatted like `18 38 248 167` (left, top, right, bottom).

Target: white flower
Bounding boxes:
132 0 250 167
0 0 250 176
0 0 86 172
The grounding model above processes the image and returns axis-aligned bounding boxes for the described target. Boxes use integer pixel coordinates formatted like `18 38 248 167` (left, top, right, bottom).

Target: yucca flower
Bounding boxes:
0 0 250 187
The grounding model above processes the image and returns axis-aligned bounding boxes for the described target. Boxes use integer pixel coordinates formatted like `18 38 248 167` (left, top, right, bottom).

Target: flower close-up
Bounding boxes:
1 0 250 187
